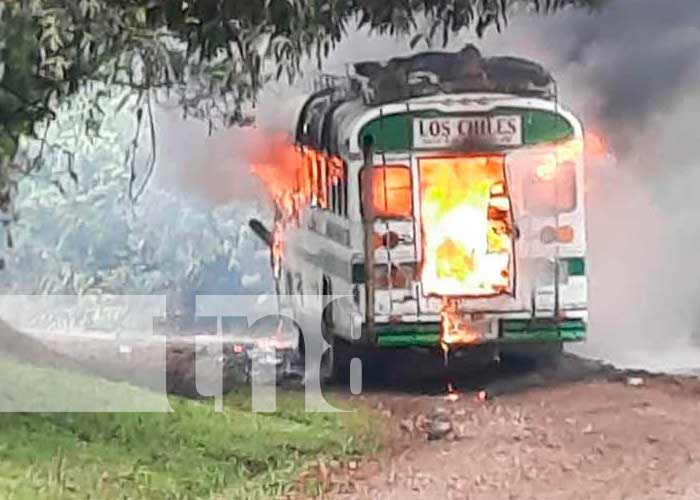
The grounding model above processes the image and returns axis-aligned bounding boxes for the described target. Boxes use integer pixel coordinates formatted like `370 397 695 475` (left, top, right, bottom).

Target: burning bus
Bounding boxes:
251 45 588 380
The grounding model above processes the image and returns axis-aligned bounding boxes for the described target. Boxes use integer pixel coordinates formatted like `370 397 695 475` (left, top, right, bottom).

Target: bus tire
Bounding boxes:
320 313 352 384
319 295 355 384
319 329 335 384
320 276 337 383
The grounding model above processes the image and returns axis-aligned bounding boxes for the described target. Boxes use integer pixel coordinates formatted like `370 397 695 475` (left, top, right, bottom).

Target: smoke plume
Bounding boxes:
471 0 700 370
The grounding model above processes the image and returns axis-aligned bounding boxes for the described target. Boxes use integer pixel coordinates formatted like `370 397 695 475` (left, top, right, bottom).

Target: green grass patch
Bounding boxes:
0 358 380 500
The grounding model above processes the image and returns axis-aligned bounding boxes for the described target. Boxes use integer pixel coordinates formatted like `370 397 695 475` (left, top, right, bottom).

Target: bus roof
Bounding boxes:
295 45 559 154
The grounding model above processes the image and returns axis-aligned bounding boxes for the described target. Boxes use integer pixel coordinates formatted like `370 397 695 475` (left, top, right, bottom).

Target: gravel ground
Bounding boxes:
318 355 700 500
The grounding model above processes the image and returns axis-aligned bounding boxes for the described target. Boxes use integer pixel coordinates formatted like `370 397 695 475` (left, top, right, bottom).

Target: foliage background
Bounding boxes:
0 85 273 327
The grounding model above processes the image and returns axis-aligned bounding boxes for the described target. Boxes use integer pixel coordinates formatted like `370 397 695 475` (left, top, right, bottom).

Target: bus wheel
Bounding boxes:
319 329 334 383
320 335 355 385
319 296 353 384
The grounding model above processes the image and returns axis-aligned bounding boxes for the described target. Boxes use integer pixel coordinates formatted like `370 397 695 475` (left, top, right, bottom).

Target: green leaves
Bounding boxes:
0 132 18 161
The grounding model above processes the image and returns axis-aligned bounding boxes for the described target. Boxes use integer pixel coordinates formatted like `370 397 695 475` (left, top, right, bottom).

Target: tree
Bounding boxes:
1 0 607 156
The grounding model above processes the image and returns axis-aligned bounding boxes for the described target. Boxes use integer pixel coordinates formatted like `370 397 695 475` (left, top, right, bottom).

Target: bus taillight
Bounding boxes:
360 165 413 219
526 160 577 215
374 263 416 289
540 225 575 244
372 231 401 250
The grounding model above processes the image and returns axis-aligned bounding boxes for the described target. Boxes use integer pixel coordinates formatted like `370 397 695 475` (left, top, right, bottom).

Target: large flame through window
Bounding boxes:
419 156 514 297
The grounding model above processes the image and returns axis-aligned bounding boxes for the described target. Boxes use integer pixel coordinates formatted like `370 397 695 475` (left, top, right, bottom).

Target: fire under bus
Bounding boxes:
251 45 588 380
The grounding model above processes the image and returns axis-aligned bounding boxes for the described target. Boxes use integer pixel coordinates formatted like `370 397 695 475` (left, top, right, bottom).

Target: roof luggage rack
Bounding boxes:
312 73 359 103
350 44 556 105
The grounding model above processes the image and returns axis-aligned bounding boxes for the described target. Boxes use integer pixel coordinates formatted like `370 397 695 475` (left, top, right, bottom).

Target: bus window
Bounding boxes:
361 165 413 219
341 173 348 216
330 157 347 217
303 148 319 207
526 159 576 215
317 152 328 209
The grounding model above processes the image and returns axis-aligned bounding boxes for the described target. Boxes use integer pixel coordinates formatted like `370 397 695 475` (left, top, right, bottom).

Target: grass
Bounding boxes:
0 357 380 500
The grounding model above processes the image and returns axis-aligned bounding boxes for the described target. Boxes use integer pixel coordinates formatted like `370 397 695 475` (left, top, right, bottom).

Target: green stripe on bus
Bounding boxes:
375 319 587 347
376 333 441 347
501 318 586 331
562 257 586 277
359 108 575 152
500 319 586 342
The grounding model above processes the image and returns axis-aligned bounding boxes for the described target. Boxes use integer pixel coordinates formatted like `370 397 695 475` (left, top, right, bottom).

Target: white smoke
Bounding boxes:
469 2 700 371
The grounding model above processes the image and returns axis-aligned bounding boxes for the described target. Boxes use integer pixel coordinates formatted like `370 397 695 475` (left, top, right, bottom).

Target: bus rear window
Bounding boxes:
525 160 577 215
361 165 413 219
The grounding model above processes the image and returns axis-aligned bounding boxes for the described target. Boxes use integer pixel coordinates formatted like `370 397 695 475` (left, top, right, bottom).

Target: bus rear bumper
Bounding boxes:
373 317 587 348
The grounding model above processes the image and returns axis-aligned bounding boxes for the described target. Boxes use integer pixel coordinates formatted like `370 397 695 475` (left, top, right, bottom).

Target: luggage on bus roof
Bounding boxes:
353 44 555 104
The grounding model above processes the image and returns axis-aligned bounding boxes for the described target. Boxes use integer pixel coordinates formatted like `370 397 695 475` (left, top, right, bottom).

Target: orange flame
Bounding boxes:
250 133 346 217
249 134 302 278
584 131 608 160
440 297 480 352
419 157 513 352
249 133 303 219
420 156 514 298
270 220 284 278
445 381 460 402
250 133 346 279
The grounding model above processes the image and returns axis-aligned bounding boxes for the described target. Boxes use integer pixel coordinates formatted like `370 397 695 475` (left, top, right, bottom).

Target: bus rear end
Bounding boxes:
359 106 587 354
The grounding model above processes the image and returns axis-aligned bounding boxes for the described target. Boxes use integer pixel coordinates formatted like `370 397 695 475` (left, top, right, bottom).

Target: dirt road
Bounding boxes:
325 357 700 500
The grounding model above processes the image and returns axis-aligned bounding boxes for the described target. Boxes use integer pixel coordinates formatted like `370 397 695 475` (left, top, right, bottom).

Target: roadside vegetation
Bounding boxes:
0 357 379 500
